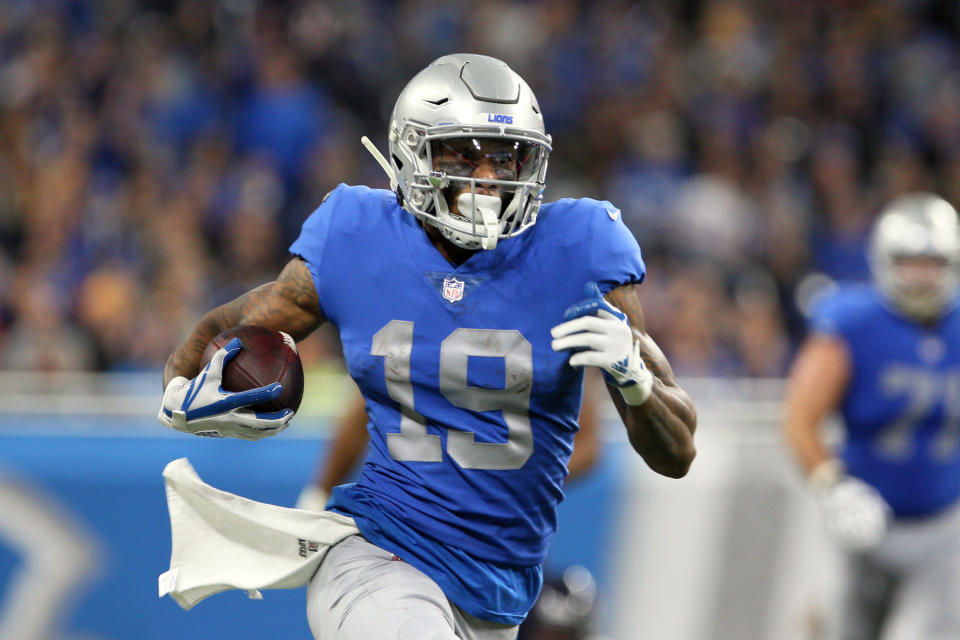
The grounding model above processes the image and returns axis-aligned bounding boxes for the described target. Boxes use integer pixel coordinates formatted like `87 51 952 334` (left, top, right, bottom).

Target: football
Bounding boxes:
199 325 304 414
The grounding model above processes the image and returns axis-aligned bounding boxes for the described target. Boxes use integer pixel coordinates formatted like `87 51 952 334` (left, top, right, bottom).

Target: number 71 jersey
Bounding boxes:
289 185 645 568
810 284 960 517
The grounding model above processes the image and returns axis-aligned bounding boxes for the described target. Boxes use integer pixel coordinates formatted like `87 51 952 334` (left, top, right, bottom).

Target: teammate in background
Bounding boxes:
784 193 960 640
296 371 605 511
159 54 696 639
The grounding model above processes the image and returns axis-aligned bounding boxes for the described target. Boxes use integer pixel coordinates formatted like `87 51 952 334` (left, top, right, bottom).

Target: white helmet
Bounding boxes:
363 54 551 250
869 193 960 320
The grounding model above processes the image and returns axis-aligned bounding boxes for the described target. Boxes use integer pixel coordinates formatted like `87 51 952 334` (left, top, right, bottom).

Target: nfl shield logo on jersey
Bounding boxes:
442 277 464 303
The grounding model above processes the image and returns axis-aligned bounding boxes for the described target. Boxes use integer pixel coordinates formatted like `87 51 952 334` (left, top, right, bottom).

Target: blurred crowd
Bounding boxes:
2 0 960 376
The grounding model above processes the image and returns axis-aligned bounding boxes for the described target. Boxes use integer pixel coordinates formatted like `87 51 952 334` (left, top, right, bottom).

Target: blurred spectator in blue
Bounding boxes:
807 127 873 282
234 42 330 187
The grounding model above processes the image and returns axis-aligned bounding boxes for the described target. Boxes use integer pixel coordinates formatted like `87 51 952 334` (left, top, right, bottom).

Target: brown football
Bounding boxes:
199 325 304 414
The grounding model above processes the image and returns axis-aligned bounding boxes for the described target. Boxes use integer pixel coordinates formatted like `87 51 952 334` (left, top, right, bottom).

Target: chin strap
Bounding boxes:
361 136 398 191
457 192 501 250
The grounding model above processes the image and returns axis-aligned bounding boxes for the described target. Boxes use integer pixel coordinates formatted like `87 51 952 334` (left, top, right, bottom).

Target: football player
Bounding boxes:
784 193 960 640
159 54 697 639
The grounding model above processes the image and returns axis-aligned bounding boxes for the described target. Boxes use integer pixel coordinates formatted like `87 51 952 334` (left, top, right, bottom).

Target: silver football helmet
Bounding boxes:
869 193 960 320
363 54 551 250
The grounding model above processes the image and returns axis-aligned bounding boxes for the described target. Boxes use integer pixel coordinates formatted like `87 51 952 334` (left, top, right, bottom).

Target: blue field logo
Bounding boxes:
481 113 513 125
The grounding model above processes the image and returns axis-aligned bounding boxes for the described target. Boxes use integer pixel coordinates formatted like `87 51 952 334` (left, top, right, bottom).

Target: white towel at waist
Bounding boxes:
158 457 359 610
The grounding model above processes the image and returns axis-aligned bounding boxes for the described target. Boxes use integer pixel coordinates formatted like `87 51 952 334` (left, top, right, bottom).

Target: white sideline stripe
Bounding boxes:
0 374 799 442
0 396 785 418
0 395 154 415
0 429 334 439
0 394 338 419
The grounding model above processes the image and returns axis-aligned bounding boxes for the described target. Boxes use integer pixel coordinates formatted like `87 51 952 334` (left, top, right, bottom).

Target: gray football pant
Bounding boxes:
839 500 960 640
307 535 519 640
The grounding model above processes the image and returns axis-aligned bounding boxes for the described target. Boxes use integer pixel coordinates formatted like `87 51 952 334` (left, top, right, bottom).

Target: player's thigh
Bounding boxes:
307 535 459 640
838 553 898 640
884 550 960 640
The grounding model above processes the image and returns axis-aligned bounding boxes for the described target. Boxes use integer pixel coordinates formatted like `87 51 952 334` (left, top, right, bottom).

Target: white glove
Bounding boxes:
811 460 891 552
295 485 330 512
158 337 294 440
551 282 653 406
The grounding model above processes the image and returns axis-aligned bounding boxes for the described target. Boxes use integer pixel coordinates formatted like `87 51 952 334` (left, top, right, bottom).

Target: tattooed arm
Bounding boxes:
163 258 324 387
604 283 697 478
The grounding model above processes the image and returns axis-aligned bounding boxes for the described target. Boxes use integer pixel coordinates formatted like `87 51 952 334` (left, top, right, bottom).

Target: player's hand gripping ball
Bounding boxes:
199 325 304 414
159 326 303 440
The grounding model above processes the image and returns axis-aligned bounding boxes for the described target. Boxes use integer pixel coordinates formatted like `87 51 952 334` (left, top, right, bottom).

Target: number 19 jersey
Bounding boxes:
289 184 645 623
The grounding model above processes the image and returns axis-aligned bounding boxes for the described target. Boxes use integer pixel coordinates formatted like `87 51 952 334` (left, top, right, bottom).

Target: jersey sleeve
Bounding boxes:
587 200 646 295
807 285 861 340
288 183 348 321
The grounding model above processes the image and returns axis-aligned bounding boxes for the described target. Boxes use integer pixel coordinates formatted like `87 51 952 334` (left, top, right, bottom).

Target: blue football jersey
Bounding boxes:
810 284 960 518
289 184 645 623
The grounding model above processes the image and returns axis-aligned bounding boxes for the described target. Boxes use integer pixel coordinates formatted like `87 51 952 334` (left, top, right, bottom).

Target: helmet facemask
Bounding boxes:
884 255 956 320
397 127 549 251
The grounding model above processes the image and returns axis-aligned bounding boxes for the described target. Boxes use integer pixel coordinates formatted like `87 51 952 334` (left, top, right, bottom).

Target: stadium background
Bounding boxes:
0 0 956 638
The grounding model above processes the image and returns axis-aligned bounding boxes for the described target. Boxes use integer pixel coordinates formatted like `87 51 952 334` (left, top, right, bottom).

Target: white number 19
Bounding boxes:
371 320 534 470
